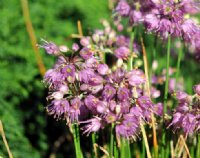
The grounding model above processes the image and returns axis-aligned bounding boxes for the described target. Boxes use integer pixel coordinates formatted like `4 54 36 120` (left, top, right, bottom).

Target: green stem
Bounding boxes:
197 135 200 158
114 138 119 158
92 133 97 158
110 124 114 157
164 35 171 114
175 43 182 90
72 124 82 158
127 30 135 71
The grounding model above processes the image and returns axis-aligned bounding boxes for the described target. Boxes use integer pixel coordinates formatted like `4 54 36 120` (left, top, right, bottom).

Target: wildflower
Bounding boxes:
80 47 94 60
126 69 145 86
114 46 130 59
39 39 60 55
115 0 130 16
97 64 109 75
72 43 79 51
47 99 70 119
81 117 102 136
193 84 200 95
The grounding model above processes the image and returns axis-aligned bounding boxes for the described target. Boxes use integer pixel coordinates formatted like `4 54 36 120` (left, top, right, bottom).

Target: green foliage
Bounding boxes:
0 0 110 157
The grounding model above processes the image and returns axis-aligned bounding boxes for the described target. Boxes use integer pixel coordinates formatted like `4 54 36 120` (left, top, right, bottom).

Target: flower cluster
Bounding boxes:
169 84 200 135
41 34 163 138
115 0 200 49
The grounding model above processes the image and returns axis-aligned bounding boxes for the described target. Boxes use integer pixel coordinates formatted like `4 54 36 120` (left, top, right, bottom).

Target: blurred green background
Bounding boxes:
0 0 110 157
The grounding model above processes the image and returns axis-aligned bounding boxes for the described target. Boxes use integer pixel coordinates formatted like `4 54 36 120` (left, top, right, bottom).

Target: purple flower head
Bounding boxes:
106 113 117 123
117 87 130 101
97 64 109 75
182 113 196 134
78 68 95 83
102 84 116 100
85 57 99 69
47 99 70 119
107 68 126 84
129 10 142 24
69 97 82 122
59 85 69 94
72 43 79 52
61 64 76 83
84 95 99 114
175 91 188 102
97 101 108 114
44 69 63 89
39 39 60 55
80 37 90 47
81 117 102 136
126 69 145 86
88 75 104 86
115 46 130 59
193 84 200 95
116 116 140 139
137 96 153 110
115 0 130 16
80 47 94 60
153 103 163 116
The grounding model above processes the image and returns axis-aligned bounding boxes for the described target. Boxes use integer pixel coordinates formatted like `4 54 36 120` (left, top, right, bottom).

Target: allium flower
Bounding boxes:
84 95 99 114
39 39 60 55
102 84 116 101
47 99 70 119
61 64 76 83
81 117 102 136
193 84 200 95
117 87 130 101
69 97 82 122
115 0 130 16
114 46 130 59
97 64 109 75
80 47 94 60
72 43 79 51
126 69 145 86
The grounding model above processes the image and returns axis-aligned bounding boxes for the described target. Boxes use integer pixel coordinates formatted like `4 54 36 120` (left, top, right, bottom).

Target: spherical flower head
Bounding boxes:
39 40 60 55
47 99 70 119
193 84 200 96
72 43 79 52
117 87 130 101
115 0 130 16
114 46 130 59
102 84 116 101
81 117 102 136
97 64 109 75
126 69 146 86
80 47 94 60
61 64 76 83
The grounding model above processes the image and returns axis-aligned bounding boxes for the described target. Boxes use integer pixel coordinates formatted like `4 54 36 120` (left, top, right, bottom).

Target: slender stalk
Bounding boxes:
21 0 46 76
92 133 98 158
72 124 82 158
110 124 114 157
141 37 158 158
127 30 135 70
114 137 119 158
164 35 171 113
197 135 200 158
175 43 183 90
140 123 152 158
0 120 13 158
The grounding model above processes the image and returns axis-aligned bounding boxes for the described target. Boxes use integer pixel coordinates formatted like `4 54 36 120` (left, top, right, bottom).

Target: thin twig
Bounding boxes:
141 37 158 158
140 123 152 158
180 135 192 158
0 120 13 158
77 20 83 36
21 0 46 76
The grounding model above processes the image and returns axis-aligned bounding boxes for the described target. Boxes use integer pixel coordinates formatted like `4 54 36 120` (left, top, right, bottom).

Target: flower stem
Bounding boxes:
0 120 13 158
164 35 171 114
72 124 82 158
127 29 135 71
197 135 200 158
110 124 114 157
92 133 98 158
175 43 183 90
